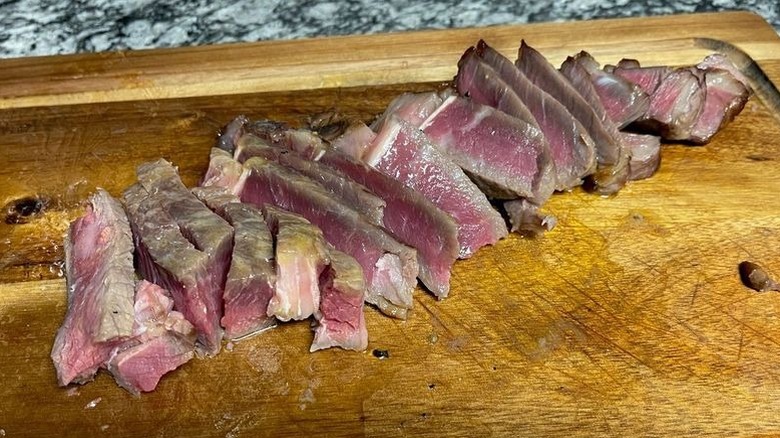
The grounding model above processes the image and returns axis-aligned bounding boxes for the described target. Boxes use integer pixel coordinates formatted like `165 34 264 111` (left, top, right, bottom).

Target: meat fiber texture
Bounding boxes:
312 249 368 352
460 41 596 191
234 137 386 226
191 186 278 340
569 51 650 129
51 189 136 386
503 198 557 237
241 156 418 319
317 147 459 298
420 94 555 204
263 205 330 322
610 56 750 144
359 116 507 258
517 41 629 194
560 54 660 183
123 159 233 355
107 281 196 396
200 147 248 195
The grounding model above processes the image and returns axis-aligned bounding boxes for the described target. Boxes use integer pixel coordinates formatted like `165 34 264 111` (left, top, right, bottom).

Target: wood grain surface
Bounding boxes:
1 11 780 437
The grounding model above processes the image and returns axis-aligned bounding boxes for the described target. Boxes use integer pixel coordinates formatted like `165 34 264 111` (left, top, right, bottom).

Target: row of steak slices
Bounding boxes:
51 40 752 395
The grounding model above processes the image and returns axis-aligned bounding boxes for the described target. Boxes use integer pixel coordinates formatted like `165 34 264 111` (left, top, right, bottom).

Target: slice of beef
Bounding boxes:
697 54 751 89
371 92 444 131
466 41 596 190
455 50 537 125
560 55 659 183
421 93 555 203
191 186 240 217
517 41 629 194
609 60 672 95
619 132 661 181
244 119 327 158
329 122 378 161
361 116 507 258
567 51 650 129
241 156 418 319
316 148 459 298
503 198 557 237
221 202 276 337
638 68 706 141
235 135 386 226
689 68 751 144
262 205 330 322
191 187 277 339
201 148 248 195
312 249 368 352
51 189 135 386
124 160 233 355
107 281 196 395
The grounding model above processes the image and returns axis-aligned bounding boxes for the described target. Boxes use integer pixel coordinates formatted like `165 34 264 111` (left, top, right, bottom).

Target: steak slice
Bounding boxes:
420 94 555 203
639 68 706 141
312 249 369 352
51 189 135 386
107 281 196 395
329 122 377 161
317 149 459 298
609 59 672 95
689 68 751 144
263 205 330 322
371 92 444 130
191 187 277 339
363 116 507 258
241 156 418 319
569 51 650 129
560 55 660 182
124 160 233 355
517 41 628 194
467 41 596 190
619 132 661 181
235 135 386 226
201 148 248 195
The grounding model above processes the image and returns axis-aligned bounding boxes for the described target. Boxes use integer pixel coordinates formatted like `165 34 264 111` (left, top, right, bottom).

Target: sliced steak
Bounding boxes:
570 51 649 129
466 40 596 190
362 116 507 258
124 159 233 355
330 122 378 161
107 281 196 395
262 205 330 322
420 93 555 203
697 54 751 89
241 156 418 319
201 148 248 195
503 198 557 237
517 41 628 194
51 189 135 386
560 55 660 182
235 135 386 226
619 132 661 181
317 149 459 298
312 249 368 352
610 60 672 95
191 187 277 339
371 92 444 131
689 68 750 144
639 68 706 141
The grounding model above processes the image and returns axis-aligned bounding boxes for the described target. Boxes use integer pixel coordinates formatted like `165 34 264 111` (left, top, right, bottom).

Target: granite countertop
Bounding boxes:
0 0 778 58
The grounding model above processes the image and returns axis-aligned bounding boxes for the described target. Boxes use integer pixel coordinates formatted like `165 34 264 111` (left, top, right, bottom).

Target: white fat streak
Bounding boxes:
419 95 457 130
364 121 402 166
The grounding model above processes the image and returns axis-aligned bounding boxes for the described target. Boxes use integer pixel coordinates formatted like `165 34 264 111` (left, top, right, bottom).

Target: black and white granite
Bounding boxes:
0 0 777 58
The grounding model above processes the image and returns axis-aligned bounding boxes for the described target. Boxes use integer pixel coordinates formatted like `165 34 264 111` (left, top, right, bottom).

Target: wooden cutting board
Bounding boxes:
2 11 780 437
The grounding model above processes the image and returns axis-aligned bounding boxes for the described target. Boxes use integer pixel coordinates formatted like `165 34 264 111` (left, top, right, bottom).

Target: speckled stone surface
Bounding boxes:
0 0 777 58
